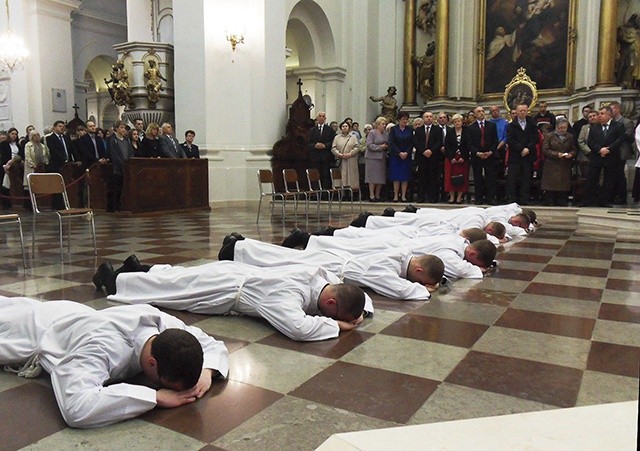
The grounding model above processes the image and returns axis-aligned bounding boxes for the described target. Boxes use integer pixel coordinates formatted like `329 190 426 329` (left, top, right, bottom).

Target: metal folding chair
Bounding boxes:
27 173 97 262
0 214 27 268
256 169 286 223
330 167 362 213
282 169 317 220
307 168 341 217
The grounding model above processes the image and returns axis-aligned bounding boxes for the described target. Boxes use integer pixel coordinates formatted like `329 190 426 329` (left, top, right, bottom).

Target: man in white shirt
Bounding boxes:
0 296 229 428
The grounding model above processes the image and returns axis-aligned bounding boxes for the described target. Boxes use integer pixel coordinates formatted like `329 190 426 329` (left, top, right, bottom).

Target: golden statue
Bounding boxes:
370 86 398 123
104 60 132 107
413 41 435 103
144 59 167 106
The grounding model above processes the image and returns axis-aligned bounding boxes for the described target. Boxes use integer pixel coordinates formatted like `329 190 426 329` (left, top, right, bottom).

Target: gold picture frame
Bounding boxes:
503 67 538 112
476 0 577 99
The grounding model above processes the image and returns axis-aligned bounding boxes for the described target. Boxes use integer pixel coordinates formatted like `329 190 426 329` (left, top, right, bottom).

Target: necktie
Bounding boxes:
603 124 608 137
168 136 177 156
425 126 430 146
441 125 446 139
480 122 485 148
91 135 99 159
319 125 323 134
59 135 69 161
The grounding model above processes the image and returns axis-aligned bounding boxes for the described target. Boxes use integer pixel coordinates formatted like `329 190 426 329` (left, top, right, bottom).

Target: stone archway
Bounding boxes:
83 55 118 129
286 0 344 120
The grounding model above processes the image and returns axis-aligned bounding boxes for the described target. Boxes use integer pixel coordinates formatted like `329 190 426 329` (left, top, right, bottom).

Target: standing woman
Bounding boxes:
444 113 470 204
387 111 413 202
365 117 388 202
140 123 161 157
331 120 360 193
129 129 143 157
541 117 576 206
23 130 49 188
1 128 23 209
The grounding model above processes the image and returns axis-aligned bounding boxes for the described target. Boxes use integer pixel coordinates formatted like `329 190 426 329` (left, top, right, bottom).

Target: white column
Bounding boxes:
173 0 287 204
575 0 601 90
21 0 81 129
126 0 153 42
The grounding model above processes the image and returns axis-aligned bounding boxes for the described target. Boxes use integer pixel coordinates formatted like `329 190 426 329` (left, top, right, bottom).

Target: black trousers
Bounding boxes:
582 158 616 206
506 158 533 204
632 167 640 202
416 158 441 202
310 157 333 192
471 157 497 203
612 158 628 203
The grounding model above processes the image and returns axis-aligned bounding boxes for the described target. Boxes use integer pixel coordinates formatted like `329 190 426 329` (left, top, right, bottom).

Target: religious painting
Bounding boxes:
479 0 577 96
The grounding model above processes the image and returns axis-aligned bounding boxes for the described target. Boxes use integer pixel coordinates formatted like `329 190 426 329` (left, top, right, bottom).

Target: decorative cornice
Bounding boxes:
71 7 127 29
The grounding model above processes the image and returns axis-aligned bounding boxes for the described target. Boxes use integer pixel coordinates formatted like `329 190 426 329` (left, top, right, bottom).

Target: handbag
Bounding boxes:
334 137 350 168
451 174 464 187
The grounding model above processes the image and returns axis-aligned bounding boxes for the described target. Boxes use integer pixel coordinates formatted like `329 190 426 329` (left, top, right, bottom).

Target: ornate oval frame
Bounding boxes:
503 67 538 113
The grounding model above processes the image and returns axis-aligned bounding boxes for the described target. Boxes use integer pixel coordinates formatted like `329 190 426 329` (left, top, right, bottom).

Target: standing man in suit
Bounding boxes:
46 120 76 173
582 106 626 207
158 123 186 158
181 130 200 158
610 101 635 204
413 111 443 203
76 120 108 169
506 103 539 204
467 106 499 204
308 111 336 191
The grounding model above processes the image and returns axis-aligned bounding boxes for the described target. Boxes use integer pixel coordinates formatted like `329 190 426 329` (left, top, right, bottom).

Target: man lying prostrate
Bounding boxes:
0 296 229 428
301 233 497 279
482 203 537 232
350 209 507 244
219 236 445 300
96 257 369 342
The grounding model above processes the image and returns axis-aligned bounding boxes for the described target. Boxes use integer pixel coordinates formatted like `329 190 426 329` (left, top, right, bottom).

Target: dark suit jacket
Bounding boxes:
307 124 336 162
140 137 161 157
587 121 626 167
444 127 470 160
506 117 539 163
76 134 108 167
413 124 444 163
158 135 186 158
181 142 200 158
0 141 25 166
45 133 75 172
467 120 499 158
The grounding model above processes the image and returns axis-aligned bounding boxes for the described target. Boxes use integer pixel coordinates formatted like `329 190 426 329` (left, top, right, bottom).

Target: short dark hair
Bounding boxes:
76 125 86 133
151 329 204 389
339 120 351 129
333 283 365 321
582 105 592 112
185 129 195 137
521 208 537 224
414 254 445 285
53 120 65 127
470 239 497 267
513 212 531 228
397 111 410 121
486 221 506 240
114 120 126 129
463 227 489 243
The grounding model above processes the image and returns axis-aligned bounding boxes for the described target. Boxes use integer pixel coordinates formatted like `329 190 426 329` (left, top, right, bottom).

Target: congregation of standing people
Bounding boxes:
307 101 640 208
1 119 201 212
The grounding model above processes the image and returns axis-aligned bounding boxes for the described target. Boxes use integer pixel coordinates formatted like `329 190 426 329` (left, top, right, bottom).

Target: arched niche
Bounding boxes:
286 0 344 118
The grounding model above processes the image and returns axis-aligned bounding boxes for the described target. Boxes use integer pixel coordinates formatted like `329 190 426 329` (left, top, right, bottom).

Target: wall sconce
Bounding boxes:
226 33 245 52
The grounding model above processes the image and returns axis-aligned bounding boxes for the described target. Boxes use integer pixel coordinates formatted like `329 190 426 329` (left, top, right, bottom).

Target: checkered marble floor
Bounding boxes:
0 205 638 450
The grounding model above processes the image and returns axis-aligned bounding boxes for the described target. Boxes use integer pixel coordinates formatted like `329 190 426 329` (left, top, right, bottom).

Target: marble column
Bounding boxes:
596 0 617 87
434 0 449 99
403 0 416 106
126 0 154 42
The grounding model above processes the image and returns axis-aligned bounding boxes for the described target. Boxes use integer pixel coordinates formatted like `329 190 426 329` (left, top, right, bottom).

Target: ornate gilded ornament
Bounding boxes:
503 67 538 113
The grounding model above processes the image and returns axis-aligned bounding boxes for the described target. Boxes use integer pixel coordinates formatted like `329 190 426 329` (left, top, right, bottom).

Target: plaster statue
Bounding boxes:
413 41 436 102
615 14 640 89
370 86 398 123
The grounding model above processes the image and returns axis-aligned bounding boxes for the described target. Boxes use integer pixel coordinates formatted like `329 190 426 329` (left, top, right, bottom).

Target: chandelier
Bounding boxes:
0 0 29 70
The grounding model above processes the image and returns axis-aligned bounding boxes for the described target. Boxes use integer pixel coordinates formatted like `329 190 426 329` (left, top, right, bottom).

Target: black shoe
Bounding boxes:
223 232 245 247
350 212 373 228
402 204 418 213
121 254 143 272
382 207 396 217
218 236 238 260
282 228 310 249
93 262 116 295
312 226 337 236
